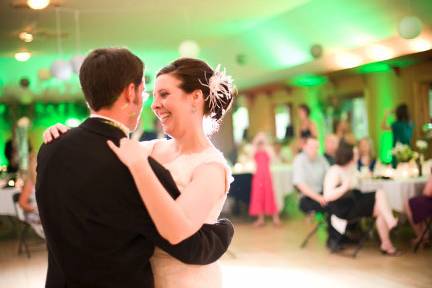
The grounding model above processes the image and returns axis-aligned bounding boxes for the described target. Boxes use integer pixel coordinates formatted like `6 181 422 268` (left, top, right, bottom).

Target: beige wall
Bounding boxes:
239 59 432 160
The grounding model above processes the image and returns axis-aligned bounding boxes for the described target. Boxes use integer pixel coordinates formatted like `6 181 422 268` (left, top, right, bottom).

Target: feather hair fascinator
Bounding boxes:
199 64 234 117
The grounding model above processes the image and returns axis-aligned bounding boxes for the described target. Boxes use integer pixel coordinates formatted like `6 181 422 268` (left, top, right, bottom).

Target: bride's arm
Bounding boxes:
108 139 226 244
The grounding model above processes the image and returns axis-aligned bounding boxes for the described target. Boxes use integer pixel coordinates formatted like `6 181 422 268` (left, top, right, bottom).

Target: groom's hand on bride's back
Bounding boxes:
205 218 234 248
43 123 70 143
175 218 234 264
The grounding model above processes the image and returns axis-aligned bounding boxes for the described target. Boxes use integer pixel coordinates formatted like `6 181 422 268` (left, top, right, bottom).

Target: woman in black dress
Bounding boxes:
323 142 400 255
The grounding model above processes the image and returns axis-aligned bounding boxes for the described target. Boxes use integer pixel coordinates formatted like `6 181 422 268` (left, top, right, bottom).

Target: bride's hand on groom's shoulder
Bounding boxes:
107 138 150 168
43 123 70 143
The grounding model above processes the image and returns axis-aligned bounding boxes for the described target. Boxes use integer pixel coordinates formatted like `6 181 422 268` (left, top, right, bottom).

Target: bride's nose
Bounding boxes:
151 95 160 110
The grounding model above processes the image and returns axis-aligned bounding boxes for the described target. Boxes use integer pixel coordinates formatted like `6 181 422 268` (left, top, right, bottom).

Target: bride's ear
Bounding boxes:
191 89 204 107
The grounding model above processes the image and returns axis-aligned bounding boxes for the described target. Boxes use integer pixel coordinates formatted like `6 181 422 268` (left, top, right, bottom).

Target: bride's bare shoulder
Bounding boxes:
140 138 174 158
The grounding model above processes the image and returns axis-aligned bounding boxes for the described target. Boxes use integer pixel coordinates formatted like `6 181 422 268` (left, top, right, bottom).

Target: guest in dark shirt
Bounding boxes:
357 137 376 173
382 103 413 147
4 136 18 173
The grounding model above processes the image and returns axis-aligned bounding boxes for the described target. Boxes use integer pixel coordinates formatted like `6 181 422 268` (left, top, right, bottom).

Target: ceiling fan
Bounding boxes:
11 23 69 41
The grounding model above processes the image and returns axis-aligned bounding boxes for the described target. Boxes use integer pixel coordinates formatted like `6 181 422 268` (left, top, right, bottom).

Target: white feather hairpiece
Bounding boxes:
199 64 234 117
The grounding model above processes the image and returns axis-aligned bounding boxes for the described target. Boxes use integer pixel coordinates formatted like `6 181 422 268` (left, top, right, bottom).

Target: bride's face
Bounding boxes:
152 74 196 137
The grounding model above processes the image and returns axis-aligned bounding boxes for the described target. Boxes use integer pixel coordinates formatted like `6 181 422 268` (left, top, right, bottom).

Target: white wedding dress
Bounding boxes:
145 140 232 288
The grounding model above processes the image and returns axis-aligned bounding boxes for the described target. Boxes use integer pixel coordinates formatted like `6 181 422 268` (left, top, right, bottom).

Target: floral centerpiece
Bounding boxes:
416 139 428 151
392 143 419 178
392 143 418 163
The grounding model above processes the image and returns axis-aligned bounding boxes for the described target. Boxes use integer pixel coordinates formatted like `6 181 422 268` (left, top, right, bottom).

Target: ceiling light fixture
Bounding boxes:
15 50 32 62
27 0 50 10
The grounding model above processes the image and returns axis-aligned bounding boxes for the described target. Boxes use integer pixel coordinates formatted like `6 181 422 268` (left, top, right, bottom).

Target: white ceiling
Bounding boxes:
1 0 432 92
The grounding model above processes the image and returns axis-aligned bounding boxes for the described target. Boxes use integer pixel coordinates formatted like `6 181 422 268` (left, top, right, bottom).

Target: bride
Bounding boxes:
45 58 235 288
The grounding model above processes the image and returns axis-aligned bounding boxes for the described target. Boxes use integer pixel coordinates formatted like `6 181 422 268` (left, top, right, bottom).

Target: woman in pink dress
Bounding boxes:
249 133 280 226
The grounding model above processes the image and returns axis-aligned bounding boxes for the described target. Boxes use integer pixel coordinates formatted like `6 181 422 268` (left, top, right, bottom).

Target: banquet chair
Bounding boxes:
414 217 432 253
327 213 375 258
12 192 45 258
300 211 327 248
295 186 329 249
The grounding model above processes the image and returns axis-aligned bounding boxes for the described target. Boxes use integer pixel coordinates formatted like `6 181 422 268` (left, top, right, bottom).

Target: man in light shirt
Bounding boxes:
293 137 329 213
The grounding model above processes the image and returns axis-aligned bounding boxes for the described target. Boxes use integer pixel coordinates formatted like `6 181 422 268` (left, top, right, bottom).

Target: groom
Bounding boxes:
36 48 234 288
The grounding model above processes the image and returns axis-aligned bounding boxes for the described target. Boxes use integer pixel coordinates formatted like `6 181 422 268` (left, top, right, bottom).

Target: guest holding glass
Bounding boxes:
249 133 280 227
324 141 400 255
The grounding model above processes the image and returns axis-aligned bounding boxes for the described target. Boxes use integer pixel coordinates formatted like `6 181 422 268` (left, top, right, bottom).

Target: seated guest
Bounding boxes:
324 142 400 255
405 174 432 247
324 134 339 165
293 137 329 213
4 136 18 173
357 137 376 173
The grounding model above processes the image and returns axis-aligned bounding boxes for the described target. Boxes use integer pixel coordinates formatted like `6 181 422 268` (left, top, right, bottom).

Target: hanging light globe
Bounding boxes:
398 16 422 39
179 40 200 58
51 60 73 81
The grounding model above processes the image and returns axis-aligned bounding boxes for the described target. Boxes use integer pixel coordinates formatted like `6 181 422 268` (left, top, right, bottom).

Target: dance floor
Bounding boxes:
0 218 431 288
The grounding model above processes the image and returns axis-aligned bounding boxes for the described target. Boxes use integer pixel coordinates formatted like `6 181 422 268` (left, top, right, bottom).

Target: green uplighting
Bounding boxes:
357 63 391 74
290 74 327 87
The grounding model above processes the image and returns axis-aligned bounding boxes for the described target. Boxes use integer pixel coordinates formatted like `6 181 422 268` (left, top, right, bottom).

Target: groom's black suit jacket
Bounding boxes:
36 118 234 288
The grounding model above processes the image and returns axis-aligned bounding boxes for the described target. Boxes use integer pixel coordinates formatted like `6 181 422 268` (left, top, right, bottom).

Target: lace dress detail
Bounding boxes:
142 140 232 288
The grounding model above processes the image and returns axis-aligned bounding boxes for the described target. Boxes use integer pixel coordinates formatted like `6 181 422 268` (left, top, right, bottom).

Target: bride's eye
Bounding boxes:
160 92 169 98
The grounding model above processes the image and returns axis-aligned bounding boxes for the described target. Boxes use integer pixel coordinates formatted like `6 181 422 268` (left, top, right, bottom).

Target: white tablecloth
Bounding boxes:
359 177 427 213
270 165 294 211
0 187 20 217
233 164 294 212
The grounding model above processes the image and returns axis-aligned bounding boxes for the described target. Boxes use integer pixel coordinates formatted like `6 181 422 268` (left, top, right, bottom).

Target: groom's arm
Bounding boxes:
135 157 234 265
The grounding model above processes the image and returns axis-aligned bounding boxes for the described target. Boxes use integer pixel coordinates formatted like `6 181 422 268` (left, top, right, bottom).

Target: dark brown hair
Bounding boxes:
79 48 143 111
157 58 234 121
335 141 354 166
395 103 410 122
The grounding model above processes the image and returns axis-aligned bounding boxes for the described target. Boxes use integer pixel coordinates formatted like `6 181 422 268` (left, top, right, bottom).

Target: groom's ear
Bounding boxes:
124 83 137 104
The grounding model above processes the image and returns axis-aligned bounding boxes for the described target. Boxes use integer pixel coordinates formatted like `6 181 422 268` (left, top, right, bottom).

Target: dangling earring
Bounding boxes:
121 103 129 110
191 105 197 114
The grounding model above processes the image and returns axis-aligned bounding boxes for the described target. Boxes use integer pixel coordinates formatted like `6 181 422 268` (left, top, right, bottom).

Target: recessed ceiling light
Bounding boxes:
409 38 432 52
335 53 362 69
367 45 394 61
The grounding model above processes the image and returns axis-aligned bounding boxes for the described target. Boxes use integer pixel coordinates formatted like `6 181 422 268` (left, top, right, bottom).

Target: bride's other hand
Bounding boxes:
43 123 70 143
107 138 150 168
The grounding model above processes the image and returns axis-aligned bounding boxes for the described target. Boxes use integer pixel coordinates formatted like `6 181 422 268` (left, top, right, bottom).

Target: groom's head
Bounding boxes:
80 48 145 130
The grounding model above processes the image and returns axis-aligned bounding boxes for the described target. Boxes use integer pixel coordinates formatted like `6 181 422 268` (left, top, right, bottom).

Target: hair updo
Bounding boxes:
156 58 235 122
